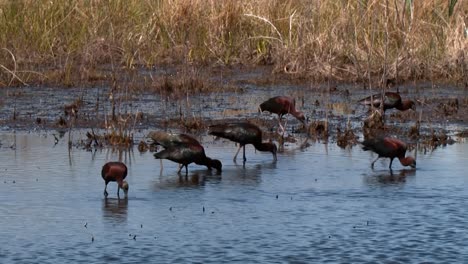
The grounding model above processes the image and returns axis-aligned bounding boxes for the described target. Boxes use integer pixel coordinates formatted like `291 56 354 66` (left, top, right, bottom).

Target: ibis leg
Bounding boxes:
243 145 247 163
277 117 286 135
233 145 242 162
371 156 380 169
282 118 289 138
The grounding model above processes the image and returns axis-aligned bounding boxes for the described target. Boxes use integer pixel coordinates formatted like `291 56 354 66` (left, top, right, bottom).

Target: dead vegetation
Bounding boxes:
0 0 466 87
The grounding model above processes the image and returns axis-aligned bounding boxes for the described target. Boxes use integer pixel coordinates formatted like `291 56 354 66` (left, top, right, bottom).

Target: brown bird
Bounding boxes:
148 131 200 148
359 92 416 112
101 162 129 198
259 96 306 134
209 122 277 163
148 131 205 171
361 137 416 170
152 132 222 174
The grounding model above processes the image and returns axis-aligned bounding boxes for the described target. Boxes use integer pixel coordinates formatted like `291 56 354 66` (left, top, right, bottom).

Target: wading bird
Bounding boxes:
152 132 222 174
101 161 129 198
259 96 306 135
209 122 277 163
361 136 416 170
148 131 200 148
148 131 205 171
359 92 416 112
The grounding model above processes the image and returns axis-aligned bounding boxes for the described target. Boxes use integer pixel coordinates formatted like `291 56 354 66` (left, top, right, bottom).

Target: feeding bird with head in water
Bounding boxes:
151 132 222 174
101 161 129 198
209 122 277 164
361 136 416 170
148 131 201 170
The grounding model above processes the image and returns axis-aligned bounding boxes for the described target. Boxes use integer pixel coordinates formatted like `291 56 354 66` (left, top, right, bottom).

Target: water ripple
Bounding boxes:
0 133 467 262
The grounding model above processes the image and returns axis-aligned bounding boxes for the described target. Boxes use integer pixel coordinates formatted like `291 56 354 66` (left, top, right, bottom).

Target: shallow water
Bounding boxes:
0 132 467 263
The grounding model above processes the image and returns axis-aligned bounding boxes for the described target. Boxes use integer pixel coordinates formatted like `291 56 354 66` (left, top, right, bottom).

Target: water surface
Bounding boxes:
0 133 467 263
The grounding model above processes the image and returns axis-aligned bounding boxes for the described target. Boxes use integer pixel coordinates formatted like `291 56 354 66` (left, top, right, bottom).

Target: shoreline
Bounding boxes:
1 67 467 150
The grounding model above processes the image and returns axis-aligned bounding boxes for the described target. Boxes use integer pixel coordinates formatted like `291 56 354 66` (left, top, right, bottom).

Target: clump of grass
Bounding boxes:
149 67 214 97
83 117 134 149
103 129 133 147
0 0 466 86
336 119 357 149
307 120 329 141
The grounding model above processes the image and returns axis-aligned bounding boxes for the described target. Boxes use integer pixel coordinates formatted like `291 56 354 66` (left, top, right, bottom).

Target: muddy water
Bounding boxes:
0 132 467 262
1 82 467 138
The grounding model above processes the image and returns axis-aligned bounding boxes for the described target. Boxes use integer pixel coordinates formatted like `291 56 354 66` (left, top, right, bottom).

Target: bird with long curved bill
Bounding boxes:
259 96 307 136
151 132 222 174
148 131 203 171
101 161 129 198
209 122 277 164
361 136 416 170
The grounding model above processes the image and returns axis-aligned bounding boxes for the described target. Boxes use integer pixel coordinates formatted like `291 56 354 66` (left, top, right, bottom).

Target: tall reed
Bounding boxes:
0 0 466 86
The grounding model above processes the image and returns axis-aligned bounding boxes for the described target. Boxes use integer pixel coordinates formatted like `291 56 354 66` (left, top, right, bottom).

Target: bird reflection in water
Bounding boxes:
225 162 277 186
154 170 222 190
176 172 205 187
102 197 128 222
365 169 416 186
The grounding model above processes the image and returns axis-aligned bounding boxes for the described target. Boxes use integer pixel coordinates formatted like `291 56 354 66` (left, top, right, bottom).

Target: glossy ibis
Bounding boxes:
148 131 200 148
148 131 203 171
359 92 416 112
209 122 277 163
259 96 306 134
361 137 416 170
151 132 222 174
101 162 129 198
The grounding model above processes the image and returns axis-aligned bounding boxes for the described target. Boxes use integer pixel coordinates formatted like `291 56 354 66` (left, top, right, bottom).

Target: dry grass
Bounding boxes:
148 67 216 97
0 0 466 87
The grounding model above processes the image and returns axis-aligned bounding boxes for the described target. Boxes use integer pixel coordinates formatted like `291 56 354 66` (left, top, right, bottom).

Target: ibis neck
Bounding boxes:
399 156 414 166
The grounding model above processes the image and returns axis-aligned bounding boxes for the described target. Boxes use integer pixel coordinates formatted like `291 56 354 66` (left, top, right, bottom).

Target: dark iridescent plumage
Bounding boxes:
101 161 129 198
152 132 222 174
259 96 306 134
148 131 200 148
209 122 277 163
359 92 415 112
361 137 416 170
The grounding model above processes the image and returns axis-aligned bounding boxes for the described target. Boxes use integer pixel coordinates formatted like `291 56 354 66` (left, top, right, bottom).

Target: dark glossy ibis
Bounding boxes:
361 137 416 170
148 131 204 170
359 92 416 112
101 161 129 198
152 132 222 174
259 96 306 134
148 131 200 148
209 122 277 163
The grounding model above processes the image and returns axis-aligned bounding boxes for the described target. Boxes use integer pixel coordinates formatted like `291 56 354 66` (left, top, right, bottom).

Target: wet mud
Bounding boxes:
1 66 467 149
